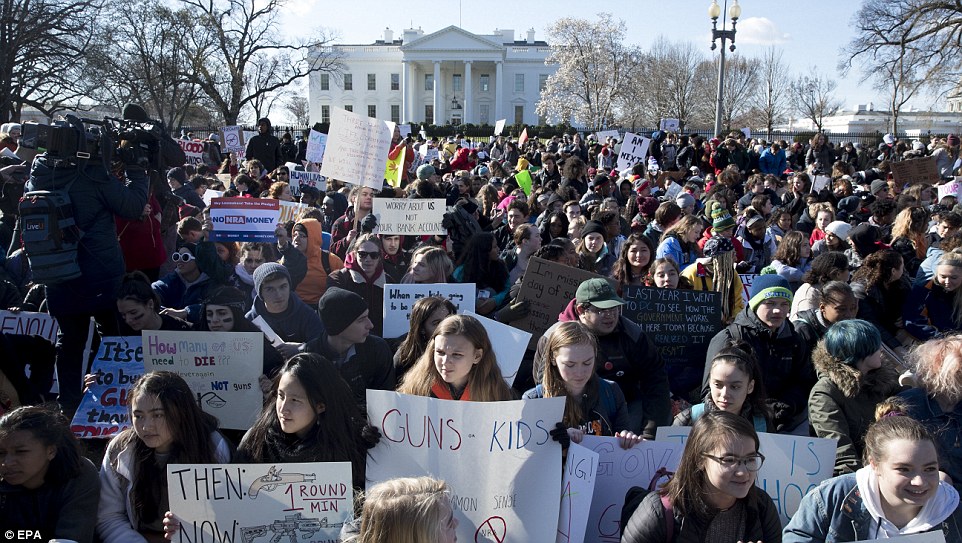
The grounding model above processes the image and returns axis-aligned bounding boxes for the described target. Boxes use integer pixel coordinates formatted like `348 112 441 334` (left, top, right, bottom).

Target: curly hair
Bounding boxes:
851 250 903 291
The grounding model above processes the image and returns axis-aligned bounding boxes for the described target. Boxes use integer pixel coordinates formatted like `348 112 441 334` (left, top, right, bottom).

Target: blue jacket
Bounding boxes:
783 473 962 542
151 271 211 323
759 148 788 177
656 235 698 270
903 279 961 341
900 387 962 484
245 292 324 345
522 378 629 437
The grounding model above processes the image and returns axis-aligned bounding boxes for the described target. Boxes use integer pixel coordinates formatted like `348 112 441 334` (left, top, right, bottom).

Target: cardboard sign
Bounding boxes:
494 119 506 136
305 129 327 163
220 126 245 154
594 130 619 142
938 178 962 201
372 198 445 236
178 139 206 165
739 273 759 305
366 391 566 543
382 283 476 339
141 331 264 430
659 119 680 132
0 310 59 343
70 336 143 438
320 107 393 189
616 132 651 173
655 426 837 526
891 155 940 185
580 436 682 543
557 444 599 543
812 175 831 193
621 286 723 397
209 197 280 242
514 258 611 349
462 311 531 384
168 462 352 542
278 200 313 225
288 169 326 196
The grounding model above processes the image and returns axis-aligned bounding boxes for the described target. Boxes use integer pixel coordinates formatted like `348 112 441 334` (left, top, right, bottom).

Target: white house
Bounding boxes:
309 26 556 127
780 103 962 136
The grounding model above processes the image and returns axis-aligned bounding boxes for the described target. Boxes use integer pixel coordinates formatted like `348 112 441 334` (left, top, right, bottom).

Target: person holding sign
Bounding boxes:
681 236 745 325
98 372 231 543
622 411 781 543
327 234 388 336
398 314 514 402
0 406 101 542
784 400 962 542
393 297 457 381
522 321 641 449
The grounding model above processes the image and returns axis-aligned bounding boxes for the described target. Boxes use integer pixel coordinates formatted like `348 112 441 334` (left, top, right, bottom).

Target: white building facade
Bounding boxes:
780 103 962 136
309 26 556 127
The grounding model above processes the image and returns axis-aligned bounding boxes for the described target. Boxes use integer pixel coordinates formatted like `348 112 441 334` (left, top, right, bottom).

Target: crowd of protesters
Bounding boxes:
3 115 962 542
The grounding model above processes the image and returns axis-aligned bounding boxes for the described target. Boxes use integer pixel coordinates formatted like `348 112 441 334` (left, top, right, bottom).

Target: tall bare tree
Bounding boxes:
756 47 790 138
717 54 760 132
179 0 342 124
286 95 310 126
790 70 842 132
620 38 711 130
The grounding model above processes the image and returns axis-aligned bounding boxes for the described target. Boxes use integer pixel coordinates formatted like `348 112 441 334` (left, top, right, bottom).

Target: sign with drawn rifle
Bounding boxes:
167 462 353 542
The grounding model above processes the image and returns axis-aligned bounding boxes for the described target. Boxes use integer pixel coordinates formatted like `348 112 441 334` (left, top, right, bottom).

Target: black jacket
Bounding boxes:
245 133 284 172
303 333 396 411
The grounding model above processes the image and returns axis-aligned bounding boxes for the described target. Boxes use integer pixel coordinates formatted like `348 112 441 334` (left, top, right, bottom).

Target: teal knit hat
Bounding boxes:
748 274 793 311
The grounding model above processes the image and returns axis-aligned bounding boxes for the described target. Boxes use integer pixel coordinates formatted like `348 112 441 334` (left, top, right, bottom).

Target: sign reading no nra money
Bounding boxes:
320 107 393 189
209 197 280 242
372 198 445 235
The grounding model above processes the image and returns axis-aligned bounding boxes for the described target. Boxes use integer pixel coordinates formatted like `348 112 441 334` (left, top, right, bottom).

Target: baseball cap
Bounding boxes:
575 278 624 309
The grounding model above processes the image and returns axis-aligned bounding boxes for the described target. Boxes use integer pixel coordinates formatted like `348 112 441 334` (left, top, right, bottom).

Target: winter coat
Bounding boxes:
522 379 630 437
293 218 344 305
245 132 283 172
116 193 166 272
900 387 962 484
759 148 788 176
792 308 831 347
738 230 777 274
326 267 386 336
891 236 924 278
770 258 812 292
302 333 396 410
806 144 835 172
622 487 782 543
809 346 904 475
672 399 772 433
246 291 325 345
904 278 962 341
656 235 698 271
151 271 211 323
852 278 910 349
0 458 100 542
680 262 745 323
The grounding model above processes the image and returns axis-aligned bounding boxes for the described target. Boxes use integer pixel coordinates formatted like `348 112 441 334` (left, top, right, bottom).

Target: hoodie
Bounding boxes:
294 218 343 305
857 467 959 537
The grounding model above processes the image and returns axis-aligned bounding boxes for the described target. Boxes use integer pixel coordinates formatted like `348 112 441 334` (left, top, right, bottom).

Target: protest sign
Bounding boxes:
519 127 529 147
580 436 682 543
384 146 406 187
514 257 611 349
278 200 313 224
812 175 831 193
621 286 722 397
659 119 680 132
557 444 599 543
494 119 506 136
382 283 476 339
305 129 327 163
655 426 837 525
371 198 445 236
285 165 326 196
616 133 651 173
739 273 758 304
367 391 565 543
398 124 412 138
0 309 59 343
202 189 224 207
209 197 280 242
220 126 245 154
891 155 940 185
938 178 962 200
463 311 531 384
70 336 143 438
741 128 752 140
142 331 263 430
178 139 206 165
594 130 619 142
320 107 393 189
516 169 533 196
168 462 352 542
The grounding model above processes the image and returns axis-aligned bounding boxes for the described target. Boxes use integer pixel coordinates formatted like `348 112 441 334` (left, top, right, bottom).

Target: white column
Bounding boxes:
433 61 441 125
495 60 503 122
401 60 410 123
463 61 472 125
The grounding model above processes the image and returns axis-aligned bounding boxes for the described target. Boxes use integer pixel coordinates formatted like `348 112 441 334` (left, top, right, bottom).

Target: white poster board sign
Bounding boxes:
557 443 599 543
367 391 566 543
70 336 143 438
462 311 530 384
202 189 224 207
305 129 327 163
178 140 205 165
739 273 758 305
655 426 837 526
372 198 445 235
616 133 651 173
382 283 476 339
0 309 59 343
398 124 412 138
494 119 507 136
220 125 245 154
594 130 619 142
168 462 353 542
580 435 682 543
812 175 832 193
142 331 264 430
320 107 393 189
278 200 313 225
938 178 962 201
287 168 326 196
659 119 680 132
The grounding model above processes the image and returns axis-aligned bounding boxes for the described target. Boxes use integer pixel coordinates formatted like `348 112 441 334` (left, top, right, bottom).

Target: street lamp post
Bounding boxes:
709 0 741 138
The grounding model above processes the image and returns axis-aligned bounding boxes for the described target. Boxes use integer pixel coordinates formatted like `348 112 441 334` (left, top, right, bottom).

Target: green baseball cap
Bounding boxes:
575 278 624 309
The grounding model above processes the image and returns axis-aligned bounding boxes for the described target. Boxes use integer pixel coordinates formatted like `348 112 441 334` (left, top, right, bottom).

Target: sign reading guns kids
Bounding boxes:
70 336 144 438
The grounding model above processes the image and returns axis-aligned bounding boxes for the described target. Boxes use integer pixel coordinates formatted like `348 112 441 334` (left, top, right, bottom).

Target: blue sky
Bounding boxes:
280 0 939 117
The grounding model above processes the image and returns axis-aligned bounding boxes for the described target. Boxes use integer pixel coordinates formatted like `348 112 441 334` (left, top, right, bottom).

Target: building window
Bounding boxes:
391 104 400 123
391 73 399 91
368 105 377 118
425 105 434 125
321 105 330 123
452 74 462 92
480 74 490 92
367 74 376 91
514 105 524 124
320 73 330 91
344 105 353 112
343 73 353 91
425 74 433 91
539 74 548 91
480 104 490 125
515 73 524 93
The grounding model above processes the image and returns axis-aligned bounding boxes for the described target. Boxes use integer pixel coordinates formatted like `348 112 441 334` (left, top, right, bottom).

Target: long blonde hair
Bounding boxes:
402 246 453 284
397 314 514 402
937 250 962 326
358 477 451 543
541 322 598 428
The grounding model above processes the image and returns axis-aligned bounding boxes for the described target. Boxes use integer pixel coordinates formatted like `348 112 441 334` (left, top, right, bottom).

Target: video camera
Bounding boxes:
21 114 164 170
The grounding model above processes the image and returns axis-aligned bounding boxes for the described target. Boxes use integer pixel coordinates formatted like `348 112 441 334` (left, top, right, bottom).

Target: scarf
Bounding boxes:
431 379 470 401
343 252 384 286
262 424 323 463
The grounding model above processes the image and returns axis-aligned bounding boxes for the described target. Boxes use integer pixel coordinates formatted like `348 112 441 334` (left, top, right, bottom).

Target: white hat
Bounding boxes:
883 133 896 145
825 220 853 240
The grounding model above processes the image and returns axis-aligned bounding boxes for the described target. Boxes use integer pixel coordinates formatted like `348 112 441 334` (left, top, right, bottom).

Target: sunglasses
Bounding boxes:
171 252 195 263
357 250 381 260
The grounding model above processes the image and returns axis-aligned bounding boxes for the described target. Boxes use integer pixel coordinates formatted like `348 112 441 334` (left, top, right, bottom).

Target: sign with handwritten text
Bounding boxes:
580 436 682 543
366 391 565 543
305 129 327 163
70 336 144 438
616 132 651 172
372 198 445 235
142 331 263 430
168 462 352 542
382 283 476 339
285 166 327 196
891 155 939 185
655 426 837 526
0 309 59 343
178 139 206 165
320 107 393 189
557 444 599 543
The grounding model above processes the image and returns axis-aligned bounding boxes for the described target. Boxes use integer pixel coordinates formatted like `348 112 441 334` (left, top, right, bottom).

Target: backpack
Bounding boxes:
620 467 675 539
18 176 83 284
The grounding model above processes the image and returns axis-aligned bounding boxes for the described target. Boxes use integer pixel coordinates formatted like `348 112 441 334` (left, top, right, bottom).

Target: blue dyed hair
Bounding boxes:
824 319 881 366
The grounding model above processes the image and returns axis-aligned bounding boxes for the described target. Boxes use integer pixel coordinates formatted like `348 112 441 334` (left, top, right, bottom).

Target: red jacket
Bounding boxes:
116 194 166 271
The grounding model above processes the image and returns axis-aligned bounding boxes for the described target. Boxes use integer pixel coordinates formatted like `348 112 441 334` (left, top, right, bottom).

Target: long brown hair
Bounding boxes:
394 296 457 373
540 321 598 427
612 234 655 291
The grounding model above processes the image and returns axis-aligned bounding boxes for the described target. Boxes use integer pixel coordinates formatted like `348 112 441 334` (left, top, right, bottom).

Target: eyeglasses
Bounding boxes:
357 251 381 260
586 305 620 317
702 453 765 472
171 252 195 263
